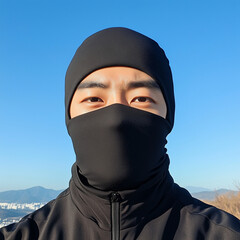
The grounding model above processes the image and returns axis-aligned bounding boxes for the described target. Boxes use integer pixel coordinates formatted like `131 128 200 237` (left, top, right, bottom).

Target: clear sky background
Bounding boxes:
0 0 239 192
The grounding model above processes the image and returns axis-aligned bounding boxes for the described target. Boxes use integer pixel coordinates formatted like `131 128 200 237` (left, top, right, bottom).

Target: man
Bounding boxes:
1 27 240 239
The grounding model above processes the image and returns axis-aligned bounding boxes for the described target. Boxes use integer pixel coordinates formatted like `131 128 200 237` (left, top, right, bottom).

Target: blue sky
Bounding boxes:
0 0 239 192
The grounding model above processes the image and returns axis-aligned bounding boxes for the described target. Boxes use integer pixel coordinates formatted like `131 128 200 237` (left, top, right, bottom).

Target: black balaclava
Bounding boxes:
65 27 175 191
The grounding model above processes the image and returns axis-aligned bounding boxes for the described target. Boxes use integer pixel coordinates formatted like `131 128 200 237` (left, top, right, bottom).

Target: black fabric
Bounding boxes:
67 104 171 191
69 162 175 231
65 27 175 128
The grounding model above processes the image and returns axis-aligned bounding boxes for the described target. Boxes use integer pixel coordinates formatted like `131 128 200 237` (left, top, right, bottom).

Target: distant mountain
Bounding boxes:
185 186 211 193
0 186 238 203
0 186 63 203
191 189 238 201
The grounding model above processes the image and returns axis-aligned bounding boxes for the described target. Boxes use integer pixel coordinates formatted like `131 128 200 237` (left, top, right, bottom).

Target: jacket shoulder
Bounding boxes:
0 188 70 240
0 217 39 240
176 187 240 239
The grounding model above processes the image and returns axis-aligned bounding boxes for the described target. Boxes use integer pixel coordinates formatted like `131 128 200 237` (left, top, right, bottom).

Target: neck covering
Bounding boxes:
65 27 175 191
69 162 175 231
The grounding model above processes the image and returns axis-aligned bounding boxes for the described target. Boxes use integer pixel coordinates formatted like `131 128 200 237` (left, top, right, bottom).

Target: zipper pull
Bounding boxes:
110 192 121 240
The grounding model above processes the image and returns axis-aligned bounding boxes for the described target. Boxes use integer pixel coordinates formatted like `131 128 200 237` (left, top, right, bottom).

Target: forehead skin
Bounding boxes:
69 66 167 118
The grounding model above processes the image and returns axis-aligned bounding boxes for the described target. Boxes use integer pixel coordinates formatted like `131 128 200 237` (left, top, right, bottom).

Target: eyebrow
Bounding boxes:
77 79 160 90
77 82 108 89
127 80 160 90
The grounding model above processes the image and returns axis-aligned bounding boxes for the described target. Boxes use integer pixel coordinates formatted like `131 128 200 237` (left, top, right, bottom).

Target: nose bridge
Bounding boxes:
109 89 128 106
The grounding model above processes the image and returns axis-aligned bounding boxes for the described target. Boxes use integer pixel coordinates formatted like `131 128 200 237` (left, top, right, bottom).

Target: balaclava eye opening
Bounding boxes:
65 27 175 129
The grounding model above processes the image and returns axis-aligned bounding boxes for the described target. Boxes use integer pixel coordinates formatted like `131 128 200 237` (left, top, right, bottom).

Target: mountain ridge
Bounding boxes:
0 186 238 203
191 188 238 201
0 186 63 203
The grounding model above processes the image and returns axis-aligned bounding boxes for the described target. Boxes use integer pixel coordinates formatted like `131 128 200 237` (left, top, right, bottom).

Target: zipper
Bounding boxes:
110 192 121 240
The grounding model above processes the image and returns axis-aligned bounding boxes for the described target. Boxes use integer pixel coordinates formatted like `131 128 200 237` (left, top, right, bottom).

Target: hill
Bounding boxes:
185 186 211 193
191 189 238 201
0 186 63 203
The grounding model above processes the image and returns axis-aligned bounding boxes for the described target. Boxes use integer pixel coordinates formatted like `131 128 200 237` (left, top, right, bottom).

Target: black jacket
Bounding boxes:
1 164 240 240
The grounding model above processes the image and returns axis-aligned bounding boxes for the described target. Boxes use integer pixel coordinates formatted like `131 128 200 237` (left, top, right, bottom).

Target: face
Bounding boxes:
70 66 167 118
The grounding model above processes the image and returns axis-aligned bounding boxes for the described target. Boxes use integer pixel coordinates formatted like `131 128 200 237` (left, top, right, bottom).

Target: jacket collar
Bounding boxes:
69 159 175 231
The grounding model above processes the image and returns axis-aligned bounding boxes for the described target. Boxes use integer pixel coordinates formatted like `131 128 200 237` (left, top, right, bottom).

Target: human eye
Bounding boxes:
132 97 154 103
82 97 103 103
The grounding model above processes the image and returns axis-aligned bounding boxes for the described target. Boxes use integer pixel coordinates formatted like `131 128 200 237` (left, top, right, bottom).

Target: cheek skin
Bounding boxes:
152 91 167 118
155 98 167 118
69 91 82 118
